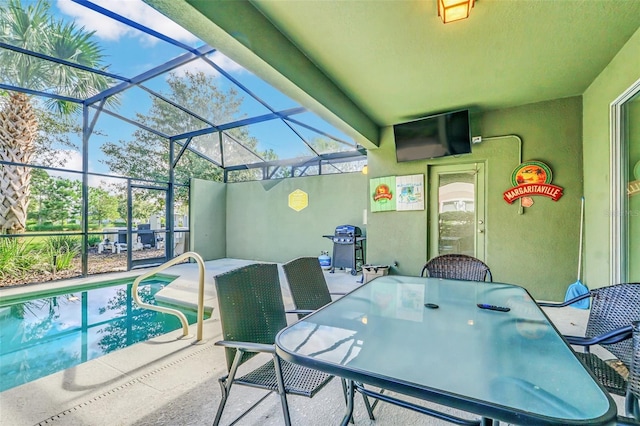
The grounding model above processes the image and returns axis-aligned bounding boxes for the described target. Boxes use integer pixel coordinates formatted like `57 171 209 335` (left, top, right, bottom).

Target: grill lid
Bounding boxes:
334 225 362 237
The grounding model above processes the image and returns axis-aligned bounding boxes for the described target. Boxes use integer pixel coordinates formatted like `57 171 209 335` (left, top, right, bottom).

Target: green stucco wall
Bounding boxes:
367 97 583 301
629 99 640 281
226 173 367 263
583 27 640 286
190 179 226 260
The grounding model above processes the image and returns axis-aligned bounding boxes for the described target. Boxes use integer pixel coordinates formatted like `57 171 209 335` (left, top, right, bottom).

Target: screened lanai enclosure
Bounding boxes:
0 0 366 286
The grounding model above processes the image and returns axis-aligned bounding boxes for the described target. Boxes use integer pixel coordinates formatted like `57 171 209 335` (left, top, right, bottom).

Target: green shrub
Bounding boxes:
44 236 81 272
27 223 61 232
26 223 83 232
87 235 103 247
53 250 76 271
0 237 42 279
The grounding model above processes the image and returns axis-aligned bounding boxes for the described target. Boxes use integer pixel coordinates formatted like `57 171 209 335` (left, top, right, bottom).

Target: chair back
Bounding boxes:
421 254 492 282
283 257 332 313
214 263 287 371
630 321 640 406
586 283 640 367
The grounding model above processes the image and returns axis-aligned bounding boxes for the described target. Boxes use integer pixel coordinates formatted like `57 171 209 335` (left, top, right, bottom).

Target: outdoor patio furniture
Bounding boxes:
421 254 492 282
276 275 618 425
282 256 377 420
282 256 346 319
98 239 114 254
625 321 640 420
616 321 640 425
212 263 336 426
538 283 640 397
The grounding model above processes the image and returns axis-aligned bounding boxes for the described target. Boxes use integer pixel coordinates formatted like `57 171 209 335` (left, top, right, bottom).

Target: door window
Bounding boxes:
429 164 485 259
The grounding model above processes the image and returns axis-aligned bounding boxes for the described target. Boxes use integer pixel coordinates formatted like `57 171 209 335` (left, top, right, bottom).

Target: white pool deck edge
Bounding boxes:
0 259 627 426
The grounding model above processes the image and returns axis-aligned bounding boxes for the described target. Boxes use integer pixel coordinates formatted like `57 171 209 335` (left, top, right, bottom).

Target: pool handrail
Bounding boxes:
132 251 206 341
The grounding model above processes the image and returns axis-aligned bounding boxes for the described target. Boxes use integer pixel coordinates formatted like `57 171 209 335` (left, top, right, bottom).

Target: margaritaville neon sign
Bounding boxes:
503 160 564 204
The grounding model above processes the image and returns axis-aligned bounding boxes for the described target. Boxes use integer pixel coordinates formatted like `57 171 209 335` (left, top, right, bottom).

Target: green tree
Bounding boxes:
0 0 115 234
88 185 119 227
27 168 51 225
41 177 81 226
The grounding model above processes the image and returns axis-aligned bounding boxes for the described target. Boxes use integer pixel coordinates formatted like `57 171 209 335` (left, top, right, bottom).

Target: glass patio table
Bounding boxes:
275 275 618 425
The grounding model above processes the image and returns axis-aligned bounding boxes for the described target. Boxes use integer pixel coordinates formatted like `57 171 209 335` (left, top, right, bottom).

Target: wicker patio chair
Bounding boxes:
213 263 336 426
421 254 492 282
282 256 379 421
539 283 640 397
625 320 640 420
282 256 346 319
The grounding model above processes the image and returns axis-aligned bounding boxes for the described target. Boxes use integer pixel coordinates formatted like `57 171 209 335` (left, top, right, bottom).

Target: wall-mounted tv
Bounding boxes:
394 109 472 162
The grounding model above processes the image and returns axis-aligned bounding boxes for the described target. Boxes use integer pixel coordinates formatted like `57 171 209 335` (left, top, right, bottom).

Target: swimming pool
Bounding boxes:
0 276 205 392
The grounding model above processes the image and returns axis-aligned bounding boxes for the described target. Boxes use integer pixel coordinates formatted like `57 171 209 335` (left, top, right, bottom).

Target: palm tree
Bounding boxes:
0 0 114 234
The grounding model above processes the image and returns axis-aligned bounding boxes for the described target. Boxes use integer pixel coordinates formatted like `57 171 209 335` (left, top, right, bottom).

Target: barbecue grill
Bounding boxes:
323 225 365 275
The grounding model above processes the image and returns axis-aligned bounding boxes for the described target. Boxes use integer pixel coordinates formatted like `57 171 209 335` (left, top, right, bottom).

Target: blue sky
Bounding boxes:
38 0 354 180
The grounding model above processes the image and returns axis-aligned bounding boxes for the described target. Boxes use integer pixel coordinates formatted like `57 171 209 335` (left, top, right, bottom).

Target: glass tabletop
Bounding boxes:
276 275 616 425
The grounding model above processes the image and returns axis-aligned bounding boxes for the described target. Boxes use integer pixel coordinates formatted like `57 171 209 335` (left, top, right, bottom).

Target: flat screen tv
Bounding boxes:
394 109 471 162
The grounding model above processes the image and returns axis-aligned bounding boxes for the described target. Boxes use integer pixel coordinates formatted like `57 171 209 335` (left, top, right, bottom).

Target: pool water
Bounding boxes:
0 278 204 392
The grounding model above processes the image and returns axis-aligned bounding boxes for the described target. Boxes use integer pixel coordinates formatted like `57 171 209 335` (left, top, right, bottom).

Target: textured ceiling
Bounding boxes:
251 0 640 125
152 0 640 144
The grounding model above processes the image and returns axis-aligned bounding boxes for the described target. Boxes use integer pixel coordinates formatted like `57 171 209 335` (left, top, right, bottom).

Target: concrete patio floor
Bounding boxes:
0 259 627 426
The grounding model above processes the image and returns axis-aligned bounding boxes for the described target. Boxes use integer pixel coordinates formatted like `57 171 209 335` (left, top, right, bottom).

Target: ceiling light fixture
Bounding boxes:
438 0 475 24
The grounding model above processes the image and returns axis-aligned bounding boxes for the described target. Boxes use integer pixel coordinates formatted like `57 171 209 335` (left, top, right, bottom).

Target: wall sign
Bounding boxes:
396 174 425 211
503 160 564 204
370 176 396 212
288 189 308 211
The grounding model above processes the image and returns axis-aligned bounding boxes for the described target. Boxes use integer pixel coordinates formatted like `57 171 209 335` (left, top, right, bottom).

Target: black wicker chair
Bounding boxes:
538 283 640 397
626 320 640 420
421 254 492 282
282 256 346 319
213 263 336 426
282 256 378 420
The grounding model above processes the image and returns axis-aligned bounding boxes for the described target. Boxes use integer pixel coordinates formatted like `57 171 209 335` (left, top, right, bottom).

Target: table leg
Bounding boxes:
340 379 355 426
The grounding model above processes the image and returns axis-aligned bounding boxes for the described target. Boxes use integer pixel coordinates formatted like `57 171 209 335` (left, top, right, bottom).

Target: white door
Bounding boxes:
428 163 486 260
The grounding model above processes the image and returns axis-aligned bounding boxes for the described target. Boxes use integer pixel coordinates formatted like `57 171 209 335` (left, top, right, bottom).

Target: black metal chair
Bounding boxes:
213 263 335 426
421 254 492 282
538 283 640 397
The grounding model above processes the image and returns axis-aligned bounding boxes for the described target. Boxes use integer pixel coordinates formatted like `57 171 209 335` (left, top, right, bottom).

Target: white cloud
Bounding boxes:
56 0 199 45
171 51 248 79
209 52 247 74
45 150 111 188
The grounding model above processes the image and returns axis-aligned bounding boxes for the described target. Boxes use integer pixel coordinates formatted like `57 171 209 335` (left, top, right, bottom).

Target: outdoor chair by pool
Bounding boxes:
213 263 336 426
421 254 492 282
538 283 640 398
282 256 378 421
282 256 346 319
